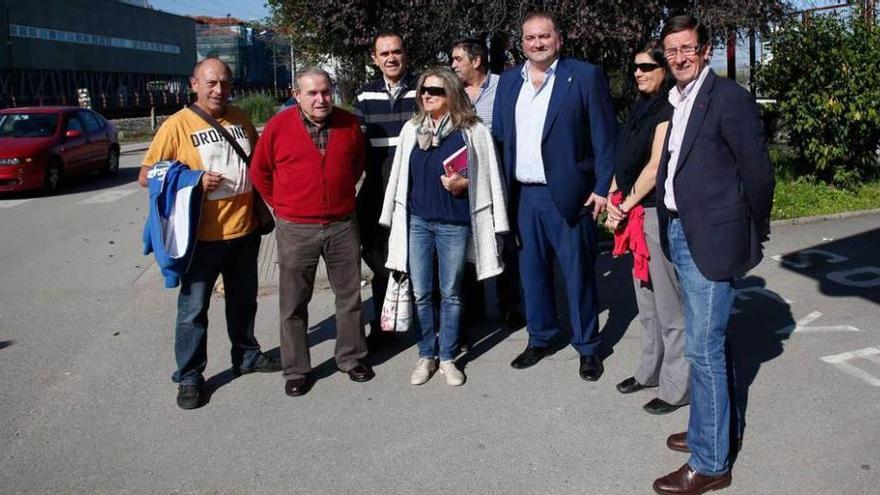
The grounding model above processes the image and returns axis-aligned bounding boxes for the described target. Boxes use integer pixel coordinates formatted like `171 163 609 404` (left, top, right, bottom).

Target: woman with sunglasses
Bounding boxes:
380 67 508 386
606 40 689 415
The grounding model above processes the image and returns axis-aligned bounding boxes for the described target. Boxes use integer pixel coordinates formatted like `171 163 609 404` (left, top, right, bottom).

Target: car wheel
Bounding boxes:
44 160 64 195
104 147 120 176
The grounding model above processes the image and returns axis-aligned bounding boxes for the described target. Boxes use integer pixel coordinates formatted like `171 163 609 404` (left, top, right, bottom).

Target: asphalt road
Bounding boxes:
0 150 878 494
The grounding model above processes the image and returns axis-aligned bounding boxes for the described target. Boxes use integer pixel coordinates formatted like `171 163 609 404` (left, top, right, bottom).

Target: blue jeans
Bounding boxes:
408 215 470 361
173 232 263 385
667 218 735 475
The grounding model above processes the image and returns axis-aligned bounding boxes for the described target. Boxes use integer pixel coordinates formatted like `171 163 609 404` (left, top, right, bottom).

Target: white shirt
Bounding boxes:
514 60 558 184
664 66 711 211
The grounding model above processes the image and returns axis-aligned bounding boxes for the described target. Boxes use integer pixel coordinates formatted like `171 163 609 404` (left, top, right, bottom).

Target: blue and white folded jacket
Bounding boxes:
142 160 205 288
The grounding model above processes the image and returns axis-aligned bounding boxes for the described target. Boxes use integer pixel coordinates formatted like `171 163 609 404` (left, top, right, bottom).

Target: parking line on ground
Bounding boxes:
820 347 880 387
0 199 34 208
77 188 139 204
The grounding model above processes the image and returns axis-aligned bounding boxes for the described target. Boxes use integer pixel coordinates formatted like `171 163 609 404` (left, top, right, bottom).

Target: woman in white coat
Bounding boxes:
379 67 509 386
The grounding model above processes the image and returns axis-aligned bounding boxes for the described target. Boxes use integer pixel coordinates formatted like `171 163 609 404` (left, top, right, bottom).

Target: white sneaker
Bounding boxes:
410 358 438 385
439 360 465 386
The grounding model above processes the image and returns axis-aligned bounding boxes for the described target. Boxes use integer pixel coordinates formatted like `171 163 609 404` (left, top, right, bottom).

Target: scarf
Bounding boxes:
416 113 453 150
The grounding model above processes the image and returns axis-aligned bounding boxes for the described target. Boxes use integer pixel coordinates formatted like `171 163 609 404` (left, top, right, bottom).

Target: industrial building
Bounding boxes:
194 16 291 91
0 0 196 114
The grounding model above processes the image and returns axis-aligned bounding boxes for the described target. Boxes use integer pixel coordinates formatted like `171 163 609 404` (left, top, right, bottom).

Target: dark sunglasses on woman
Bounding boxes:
420 86 447 97
634 63 662 73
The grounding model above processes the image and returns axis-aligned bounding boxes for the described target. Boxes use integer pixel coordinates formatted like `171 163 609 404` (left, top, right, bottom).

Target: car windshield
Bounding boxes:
0 113 59 137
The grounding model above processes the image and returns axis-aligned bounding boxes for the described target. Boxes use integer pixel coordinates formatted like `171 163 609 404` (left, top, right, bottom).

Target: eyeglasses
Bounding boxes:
634 63 662 73
420 86 447 97
664 44 703 59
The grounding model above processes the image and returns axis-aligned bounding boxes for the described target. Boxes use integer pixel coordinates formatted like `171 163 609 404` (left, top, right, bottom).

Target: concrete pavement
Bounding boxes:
0 154 878 494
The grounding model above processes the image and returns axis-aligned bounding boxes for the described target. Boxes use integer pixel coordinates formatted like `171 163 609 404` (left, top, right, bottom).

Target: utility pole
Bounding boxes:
288 34 296 84
749 29 757 96
271 36 277 93
726 27 736 82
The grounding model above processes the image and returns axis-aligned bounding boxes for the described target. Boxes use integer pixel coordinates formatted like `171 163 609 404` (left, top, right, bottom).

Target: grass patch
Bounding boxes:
772 178 880 220
770 147 880 219
235 94 278 125
118 130 156 145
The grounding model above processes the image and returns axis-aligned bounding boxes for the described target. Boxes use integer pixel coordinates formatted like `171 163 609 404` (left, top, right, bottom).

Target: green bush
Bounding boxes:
234 94 278 125
756 11 880 187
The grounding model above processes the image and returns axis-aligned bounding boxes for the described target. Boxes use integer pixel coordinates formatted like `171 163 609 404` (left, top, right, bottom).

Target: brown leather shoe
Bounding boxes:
342 362 375 382
667 431 689 452
285 377 310 397
666 432 743 454
653 464 731 494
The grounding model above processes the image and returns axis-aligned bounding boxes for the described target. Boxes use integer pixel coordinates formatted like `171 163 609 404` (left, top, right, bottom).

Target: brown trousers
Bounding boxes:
276 217 366 380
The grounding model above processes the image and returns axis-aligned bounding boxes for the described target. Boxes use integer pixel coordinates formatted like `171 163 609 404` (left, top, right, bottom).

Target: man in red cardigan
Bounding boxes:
250 67 372 397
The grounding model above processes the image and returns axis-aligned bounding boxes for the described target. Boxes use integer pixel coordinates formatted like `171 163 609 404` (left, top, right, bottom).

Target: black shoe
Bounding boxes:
234 353 282 375
501 309 526 330
510 346 551 369
285 377 311 397
578 355 604 381
176 383 203 409
616 376 652 394
343 362 375 382
643 398 686 415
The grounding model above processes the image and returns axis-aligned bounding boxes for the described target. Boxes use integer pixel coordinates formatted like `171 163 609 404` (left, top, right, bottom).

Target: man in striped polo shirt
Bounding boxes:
354 31 419 346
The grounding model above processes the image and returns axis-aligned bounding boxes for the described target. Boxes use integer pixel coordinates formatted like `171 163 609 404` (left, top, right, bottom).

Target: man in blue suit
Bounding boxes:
651 15 774 495
492 11 617 381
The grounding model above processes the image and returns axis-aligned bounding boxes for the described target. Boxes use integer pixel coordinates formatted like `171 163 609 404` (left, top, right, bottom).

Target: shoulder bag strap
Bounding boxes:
188 104 251 166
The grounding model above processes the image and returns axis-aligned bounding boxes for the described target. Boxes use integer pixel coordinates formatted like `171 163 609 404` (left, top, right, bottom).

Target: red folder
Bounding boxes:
443 145 468 176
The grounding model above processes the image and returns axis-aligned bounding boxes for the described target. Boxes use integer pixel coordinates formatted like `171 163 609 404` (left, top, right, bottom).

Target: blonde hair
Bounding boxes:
412 67 479 129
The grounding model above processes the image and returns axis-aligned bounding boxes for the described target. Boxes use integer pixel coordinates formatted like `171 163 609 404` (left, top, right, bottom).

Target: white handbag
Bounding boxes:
380 272 412 332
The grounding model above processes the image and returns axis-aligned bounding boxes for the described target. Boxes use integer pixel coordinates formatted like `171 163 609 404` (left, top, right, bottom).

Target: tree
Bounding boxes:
269 0 789 102
757 10 880 186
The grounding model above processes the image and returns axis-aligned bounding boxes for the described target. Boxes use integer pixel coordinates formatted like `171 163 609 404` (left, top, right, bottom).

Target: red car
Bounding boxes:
0 106 120 194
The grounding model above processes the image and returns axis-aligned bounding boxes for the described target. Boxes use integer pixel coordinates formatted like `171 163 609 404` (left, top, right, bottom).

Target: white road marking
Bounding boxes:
777 311 860 336
77 188 138 204
772 249 849 269
820 348 880 387
827 266 880 289
0 199 34 208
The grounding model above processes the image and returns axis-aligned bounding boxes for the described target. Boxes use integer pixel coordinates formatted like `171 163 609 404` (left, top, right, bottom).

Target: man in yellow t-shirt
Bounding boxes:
139 57 280 410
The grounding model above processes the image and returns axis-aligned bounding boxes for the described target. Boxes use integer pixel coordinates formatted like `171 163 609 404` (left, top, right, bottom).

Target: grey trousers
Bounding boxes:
633 207 690 406
276 217 367 380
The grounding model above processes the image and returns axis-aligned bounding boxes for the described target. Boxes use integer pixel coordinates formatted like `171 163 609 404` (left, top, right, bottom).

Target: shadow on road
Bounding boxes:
596 251 639 360
728 276 793 463
0 340 15 350
203 346 282 400
775 227 880 305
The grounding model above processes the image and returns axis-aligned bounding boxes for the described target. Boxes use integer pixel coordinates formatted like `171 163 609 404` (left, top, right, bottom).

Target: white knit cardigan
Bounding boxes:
379 120 509 281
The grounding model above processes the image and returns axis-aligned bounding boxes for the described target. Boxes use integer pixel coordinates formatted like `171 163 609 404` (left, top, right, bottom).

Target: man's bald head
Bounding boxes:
192 57 232 79
190 57 233 117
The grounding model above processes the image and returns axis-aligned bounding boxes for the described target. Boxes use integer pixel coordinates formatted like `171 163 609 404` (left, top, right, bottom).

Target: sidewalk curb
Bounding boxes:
120 126 266 156
770 208 880 226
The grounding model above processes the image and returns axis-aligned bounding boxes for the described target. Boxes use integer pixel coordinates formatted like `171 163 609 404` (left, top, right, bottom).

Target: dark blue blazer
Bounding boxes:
491 57 617 222
656 70 775 281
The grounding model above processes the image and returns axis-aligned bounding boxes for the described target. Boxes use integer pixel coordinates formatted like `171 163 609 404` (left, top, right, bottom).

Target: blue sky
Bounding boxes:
145 1 836 23
147 0 270 21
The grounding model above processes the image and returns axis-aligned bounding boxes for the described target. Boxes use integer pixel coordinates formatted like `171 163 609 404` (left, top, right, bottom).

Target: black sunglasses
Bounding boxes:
634 62 662 73
420 86 447 97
